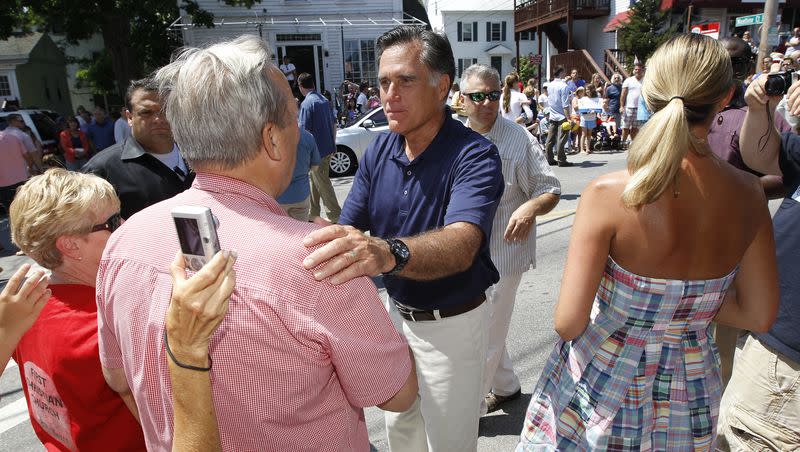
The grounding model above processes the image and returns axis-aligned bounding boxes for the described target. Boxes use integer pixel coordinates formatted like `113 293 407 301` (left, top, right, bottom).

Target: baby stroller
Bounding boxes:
593 113 621 152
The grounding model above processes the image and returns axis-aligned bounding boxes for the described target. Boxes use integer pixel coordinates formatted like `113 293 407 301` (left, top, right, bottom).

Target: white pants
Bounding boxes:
384 297 488 452
483 273 523 399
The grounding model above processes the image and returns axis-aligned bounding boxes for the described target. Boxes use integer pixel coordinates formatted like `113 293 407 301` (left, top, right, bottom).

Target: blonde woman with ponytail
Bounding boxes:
517 33 779 451
499 72 532 124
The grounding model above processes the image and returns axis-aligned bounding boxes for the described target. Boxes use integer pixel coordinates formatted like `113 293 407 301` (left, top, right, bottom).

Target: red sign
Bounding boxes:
690 22 720 40
529 54 543 65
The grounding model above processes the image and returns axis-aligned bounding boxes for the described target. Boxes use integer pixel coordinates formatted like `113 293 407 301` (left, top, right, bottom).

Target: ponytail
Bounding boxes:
502 80 511 113
621 97 690 208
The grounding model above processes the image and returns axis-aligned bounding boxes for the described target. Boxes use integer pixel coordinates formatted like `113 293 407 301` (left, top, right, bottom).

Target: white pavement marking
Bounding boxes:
0 397 29 435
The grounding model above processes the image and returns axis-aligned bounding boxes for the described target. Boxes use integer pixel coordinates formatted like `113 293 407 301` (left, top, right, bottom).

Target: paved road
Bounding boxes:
0 149 631 451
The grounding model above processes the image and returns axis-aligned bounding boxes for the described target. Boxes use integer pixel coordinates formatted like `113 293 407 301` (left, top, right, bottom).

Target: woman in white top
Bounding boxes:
499 73 533 124
577 84 602 154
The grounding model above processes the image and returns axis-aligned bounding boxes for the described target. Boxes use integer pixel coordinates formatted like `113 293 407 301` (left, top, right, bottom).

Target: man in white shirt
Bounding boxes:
114 105 132 143
356 82 369 114
461 63 561 414
280 56 297 87
620 62 644 145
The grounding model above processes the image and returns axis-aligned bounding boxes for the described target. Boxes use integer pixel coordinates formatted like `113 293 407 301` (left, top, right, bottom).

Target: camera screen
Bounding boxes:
174 217 204 256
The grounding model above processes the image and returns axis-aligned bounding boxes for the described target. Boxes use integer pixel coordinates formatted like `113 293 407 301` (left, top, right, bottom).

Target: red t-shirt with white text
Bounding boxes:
13 284 145 451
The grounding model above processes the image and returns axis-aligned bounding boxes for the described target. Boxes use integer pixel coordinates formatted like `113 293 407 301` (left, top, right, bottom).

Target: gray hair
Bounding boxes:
153 35 290 170
376 25 455 88
611 72 623 84
459 64 501 91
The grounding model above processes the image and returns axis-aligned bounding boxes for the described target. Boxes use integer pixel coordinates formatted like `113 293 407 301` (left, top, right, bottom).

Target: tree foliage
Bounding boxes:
517 55 540 83
0 0 260 97
617 0 677 67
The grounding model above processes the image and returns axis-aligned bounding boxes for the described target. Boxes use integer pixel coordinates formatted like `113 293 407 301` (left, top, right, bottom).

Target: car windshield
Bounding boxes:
344 108 387 128
29 113 59 142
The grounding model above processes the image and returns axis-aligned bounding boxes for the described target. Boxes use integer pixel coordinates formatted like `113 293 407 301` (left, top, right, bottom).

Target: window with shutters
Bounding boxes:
0 75 10 97
457 58 478 78
488 22 502 41
457 21 478 42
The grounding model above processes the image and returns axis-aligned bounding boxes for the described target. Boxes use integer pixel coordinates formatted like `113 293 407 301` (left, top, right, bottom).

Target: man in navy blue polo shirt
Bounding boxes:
718 71 800 450
302 26 504 452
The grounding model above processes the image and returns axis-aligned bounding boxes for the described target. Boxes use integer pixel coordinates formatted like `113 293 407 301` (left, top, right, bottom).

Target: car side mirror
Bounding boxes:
362 119 375 129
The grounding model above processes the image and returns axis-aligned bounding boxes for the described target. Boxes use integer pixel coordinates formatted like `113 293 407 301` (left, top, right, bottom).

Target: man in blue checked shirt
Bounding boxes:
544 66 574 167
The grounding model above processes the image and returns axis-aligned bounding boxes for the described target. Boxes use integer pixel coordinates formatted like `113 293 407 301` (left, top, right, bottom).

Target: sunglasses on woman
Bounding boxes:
464 91 502 103
91 213 122 234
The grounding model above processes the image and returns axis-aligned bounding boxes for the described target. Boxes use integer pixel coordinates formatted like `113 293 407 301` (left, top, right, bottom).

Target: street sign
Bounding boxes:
735 14 763 27
529 54 543 65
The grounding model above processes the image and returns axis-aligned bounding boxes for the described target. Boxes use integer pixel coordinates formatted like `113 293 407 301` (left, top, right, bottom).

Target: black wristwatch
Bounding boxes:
382 238 410 276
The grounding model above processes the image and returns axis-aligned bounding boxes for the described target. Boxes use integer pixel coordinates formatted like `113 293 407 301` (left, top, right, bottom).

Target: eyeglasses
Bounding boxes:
90 213 122 234
464 91 502 103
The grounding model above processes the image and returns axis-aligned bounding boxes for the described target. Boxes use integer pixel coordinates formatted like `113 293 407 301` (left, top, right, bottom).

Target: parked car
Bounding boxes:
0 110 61 155
331 106 389 177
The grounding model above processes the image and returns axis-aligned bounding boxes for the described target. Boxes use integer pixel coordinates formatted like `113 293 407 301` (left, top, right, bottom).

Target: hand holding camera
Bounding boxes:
745 72 800 115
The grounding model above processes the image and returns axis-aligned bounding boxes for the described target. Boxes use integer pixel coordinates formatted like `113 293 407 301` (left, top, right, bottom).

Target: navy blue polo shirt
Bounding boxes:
340 111 504 310
756 132 800 364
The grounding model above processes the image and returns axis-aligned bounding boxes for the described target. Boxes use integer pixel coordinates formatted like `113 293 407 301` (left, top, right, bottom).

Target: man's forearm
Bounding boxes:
525 192 559 217
394 222 482 281
740 106 781 174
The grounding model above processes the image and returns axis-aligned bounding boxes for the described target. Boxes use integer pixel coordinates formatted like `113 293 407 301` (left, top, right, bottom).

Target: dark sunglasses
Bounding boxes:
90 213 122 234
464 91 502 103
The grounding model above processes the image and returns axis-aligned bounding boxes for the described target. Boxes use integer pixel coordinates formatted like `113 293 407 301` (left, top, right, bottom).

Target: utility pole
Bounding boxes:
759 0 779 64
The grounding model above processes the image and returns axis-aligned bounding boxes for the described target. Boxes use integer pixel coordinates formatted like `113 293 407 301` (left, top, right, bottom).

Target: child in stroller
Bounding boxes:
593 109 621 152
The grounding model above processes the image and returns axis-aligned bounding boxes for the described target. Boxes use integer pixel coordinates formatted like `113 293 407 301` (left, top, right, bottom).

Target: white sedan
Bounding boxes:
330 107 389 177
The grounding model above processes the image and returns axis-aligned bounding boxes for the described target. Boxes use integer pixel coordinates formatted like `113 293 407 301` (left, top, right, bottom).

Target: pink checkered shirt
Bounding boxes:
97 172 412 451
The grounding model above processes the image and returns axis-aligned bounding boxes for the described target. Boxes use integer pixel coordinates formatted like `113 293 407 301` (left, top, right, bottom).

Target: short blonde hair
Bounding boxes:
10 169 120 269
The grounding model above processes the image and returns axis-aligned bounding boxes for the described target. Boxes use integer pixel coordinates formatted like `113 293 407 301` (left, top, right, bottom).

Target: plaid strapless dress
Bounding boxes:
517 256 737 451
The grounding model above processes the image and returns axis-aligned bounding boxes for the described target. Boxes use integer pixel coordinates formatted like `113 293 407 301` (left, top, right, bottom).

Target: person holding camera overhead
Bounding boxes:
517 33 778 450
715 47 800 452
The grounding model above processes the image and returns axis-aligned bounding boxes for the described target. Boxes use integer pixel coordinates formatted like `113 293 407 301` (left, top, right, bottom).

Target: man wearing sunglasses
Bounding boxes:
461 63 562 415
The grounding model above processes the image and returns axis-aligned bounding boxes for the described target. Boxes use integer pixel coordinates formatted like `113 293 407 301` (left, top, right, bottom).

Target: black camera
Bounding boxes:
765 70 796 96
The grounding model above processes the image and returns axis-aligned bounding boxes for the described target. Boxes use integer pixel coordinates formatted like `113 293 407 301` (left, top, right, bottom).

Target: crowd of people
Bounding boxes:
0 24 798 452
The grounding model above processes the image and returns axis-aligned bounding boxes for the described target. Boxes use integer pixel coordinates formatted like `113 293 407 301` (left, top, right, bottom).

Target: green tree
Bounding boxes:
617 0 677 67
517 55 539 83
0 0 259 97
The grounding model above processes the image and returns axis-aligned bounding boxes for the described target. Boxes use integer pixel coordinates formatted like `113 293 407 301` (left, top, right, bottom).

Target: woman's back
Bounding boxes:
598 151 765 280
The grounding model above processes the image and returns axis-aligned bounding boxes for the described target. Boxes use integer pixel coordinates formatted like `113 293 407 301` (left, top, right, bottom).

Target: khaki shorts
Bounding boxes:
716 335 800 450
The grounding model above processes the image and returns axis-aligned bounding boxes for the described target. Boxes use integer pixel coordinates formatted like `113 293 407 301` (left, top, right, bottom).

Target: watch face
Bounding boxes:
393 241 410 261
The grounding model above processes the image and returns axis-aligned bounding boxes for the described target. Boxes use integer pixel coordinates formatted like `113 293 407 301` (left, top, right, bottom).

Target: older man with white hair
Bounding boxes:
95 35 417 451
460 63 561 414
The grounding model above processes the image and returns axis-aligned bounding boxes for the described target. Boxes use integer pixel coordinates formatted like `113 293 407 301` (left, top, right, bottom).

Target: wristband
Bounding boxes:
163 330 212 372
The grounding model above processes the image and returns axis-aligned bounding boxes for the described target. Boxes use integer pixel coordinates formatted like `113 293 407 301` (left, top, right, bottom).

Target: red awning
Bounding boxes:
603 11 632 33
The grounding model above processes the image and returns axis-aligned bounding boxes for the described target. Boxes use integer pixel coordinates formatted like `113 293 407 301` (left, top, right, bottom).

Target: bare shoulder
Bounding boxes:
715 159 766 207
583 171 628 200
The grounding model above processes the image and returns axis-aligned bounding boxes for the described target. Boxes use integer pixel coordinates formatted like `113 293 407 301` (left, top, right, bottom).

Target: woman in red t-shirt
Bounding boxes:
7 169 146 451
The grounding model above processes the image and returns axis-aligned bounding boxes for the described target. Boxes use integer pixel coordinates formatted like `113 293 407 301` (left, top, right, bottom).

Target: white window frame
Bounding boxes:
462 23 474 42
457 58 478 78
489 22 502 42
